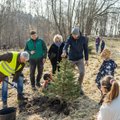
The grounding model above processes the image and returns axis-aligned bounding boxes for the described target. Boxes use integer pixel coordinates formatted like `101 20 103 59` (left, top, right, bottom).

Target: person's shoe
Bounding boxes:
17 94 28 101
32 86 37 91
36 82 41 88
80 89 84 96
2 101 8 109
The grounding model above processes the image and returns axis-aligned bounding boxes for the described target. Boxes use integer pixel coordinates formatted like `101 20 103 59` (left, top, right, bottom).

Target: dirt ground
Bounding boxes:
0 39 120 120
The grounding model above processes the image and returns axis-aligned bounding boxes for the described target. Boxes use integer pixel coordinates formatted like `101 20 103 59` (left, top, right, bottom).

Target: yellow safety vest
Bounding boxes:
0 52 22 76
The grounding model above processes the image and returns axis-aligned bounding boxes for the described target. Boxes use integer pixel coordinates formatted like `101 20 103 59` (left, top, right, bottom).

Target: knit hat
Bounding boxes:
20 51 29 61
101 49 111 59
71 27 80 35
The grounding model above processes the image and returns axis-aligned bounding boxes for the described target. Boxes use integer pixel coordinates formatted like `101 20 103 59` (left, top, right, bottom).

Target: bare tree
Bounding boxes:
0 0 120 49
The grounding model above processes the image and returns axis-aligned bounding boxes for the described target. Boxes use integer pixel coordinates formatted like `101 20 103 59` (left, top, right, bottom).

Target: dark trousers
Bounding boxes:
50 60 60 74
100 47 104 53
30 58 43 87
96 45 99 53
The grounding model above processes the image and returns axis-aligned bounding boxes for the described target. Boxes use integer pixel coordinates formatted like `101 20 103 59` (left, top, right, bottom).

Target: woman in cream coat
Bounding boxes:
97 75 120 120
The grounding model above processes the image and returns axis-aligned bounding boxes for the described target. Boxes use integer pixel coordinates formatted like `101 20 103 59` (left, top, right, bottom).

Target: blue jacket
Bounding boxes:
96 59 117 86
101 40 105 49
63 35 88 61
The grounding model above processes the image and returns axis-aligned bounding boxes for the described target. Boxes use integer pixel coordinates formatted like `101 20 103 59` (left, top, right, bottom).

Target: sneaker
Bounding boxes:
36 83 41 88
3 101 8 109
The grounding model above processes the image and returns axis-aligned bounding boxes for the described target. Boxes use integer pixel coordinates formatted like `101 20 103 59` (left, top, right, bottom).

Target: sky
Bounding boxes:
23 0 46 15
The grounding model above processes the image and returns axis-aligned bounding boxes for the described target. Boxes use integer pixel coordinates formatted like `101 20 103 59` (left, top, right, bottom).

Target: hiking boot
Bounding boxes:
36 82 41 88
17 94 28 101
3 101 8 109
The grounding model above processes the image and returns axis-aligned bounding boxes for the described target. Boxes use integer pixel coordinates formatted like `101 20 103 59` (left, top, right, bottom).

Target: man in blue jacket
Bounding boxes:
62 27 89 95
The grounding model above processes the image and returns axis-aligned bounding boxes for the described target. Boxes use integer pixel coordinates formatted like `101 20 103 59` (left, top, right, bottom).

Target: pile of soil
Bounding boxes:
18 96 70 116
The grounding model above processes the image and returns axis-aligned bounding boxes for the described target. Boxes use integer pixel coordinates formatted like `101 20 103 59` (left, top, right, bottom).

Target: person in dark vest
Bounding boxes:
100 39 105 53
48 34 64 74
0 51 29 108
24 30 47 90
62 27 89 95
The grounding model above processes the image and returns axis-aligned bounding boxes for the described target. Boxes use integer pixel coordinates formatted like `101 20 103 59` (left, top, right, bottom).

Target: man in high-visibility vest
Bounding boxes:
0 51 29 108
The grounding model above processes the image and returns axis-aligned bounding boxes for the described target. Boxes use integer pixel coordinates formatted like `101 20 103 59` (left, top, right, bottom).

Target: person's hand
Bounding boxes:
85 61 88 66
30 50 35 54
12 82 17 88
43 58 46 64
61 52 67 58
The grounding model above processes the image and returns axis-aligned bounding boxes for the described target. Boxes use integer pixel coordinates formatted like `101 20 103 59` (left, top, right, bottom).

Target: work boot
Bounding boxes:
2 101 8 109
17 94 28 101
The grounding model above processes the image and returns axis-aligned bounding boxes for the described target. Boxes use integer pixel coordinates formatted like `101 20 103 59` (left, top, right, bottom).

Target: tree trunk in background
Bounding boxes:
0 0 120 49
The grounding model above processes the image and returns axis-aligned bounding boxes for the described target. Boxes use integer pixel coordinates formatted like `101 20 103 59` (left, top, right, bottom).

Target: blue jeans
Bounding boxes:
2 76 23 102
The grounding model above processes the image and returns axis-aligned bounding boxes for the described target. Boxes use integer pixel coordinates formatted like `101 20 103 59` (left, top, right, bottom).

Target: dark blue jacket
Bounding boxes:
101 40 105 49
63 35 88 61
96 59 117 87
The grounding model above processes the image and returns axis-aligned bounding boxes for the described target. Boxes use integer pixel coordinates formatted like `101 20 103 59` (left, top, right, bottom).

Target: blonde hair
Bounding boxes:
101 76 119 104
101 48 111 59
53 34 63 42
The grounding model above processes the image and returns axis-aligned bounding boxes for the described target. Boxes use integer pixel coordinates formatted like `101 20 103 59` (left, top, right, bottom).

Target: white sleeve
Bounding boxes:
97 104 110 120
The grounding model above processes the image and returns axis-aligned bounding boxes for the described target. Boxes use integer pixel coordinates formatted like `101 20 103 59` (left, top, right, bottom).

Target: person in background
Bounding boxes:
0 51 29 108
95 36 101 53
95 49 117 105
42 72 52 89
24 30 47 90
62 27 89 95
97 75 120 120
48 34 64 74
100 39 105 53
96 49 117 89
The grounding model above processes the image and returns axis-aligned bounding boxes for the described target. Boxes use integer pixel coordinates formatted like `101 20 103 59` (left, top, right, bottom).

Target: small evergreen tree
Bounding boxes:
44 58 80 101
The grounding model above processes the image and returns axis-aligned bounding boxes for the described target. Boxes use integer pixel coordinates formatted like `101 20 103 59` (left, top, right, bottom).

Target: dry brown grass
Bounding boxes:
0 39 120 120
